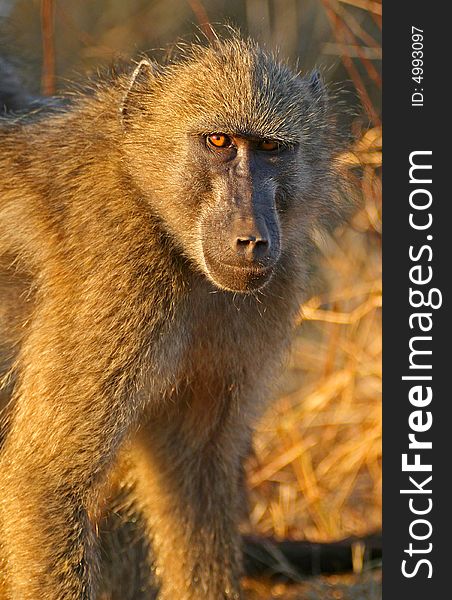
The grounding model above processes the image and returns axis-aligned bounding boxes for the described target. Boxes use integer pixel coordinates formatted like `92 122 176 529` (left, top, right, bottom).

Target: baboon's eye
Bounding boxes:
259 140 280 152
207 134 233 149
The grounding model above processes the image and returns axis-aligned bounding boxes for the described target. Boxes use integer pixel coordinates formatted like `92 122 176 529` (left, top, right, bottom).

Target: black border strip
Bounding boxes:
383 1 449 596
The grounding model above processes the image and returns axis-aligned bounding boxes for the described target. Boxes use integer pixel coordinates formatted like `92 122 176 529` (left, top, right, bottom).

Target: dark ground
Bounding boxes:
244 569 382 599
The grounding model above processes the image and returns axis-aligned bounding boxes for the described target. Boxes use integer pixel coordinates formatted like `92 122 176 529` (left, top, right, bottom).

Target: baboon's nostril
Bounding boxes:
230 216 272 262
235 235 270 259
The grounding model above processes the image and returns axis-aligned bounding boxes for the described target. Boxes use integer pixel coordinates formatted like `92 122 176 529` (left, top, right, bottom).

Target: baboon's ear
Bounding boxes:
307 69 328 110
120 59 159 129
309 69 324 94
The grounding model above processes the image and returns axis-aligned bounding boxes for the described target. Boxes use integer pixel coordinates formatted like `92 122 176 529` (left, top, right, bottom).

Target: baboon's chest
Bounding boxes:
146 287 291 414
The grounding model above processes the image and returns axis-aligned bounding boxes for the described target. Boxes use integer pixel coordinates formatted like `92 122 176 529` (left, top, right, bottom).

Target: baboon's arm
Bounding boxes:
125 402 249 600
0 282 147 599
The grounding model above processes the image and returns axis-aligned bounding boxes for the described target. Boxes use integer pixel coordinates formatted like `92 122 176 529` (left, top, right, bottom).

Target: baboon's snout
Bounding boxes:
200 199 281 293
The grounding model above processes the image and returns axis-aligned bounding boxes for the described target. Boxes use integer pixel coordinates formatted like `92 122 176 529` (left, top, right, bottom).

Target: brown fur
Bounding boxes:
0 36 348 599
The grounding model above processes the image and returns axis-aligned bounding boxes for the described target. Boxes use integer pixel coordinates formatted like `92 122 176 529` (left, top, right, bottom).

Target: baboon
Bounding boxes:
0 36 348 599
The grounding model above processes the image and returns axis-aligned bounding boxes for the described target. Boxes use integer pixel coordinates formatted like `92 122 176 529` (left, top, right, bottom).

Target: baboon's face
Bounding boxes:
121 42 331 294
186 132 290 293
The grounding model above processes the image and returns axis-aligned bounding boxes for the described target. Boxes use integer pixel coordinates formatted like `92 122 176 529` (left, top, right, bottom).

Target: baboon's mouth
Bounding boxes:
203 257 275 293
220 262 273 276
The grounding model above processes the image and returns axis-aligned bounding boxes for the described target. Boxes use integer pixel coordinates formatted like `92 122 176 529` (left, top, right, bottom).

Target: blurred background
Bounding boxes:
0 1 381 597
